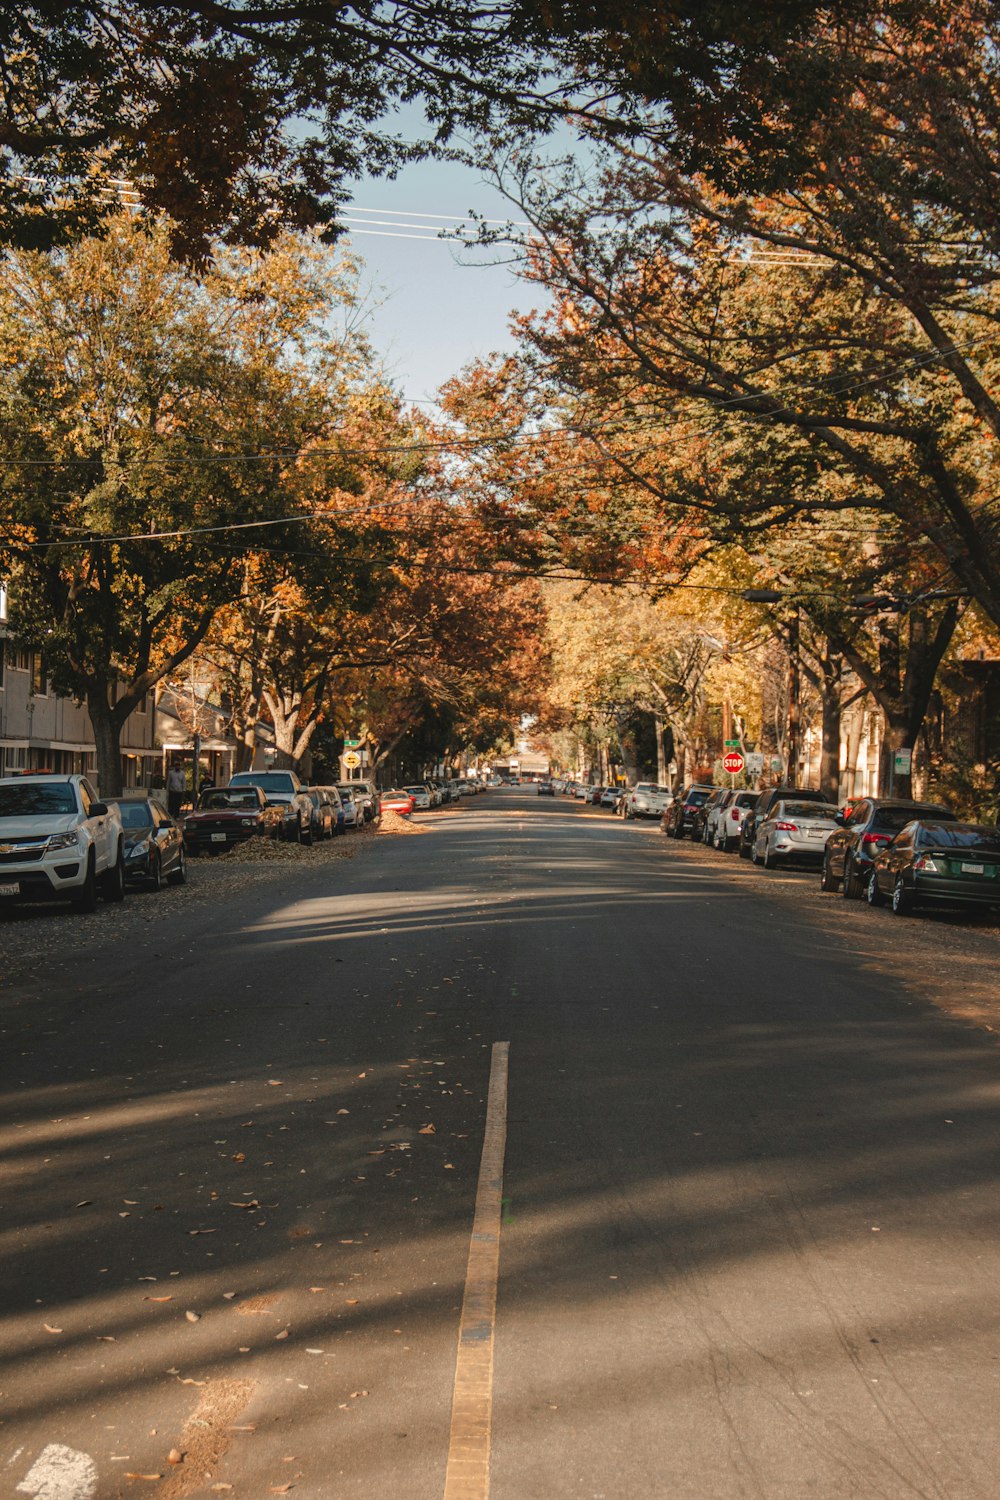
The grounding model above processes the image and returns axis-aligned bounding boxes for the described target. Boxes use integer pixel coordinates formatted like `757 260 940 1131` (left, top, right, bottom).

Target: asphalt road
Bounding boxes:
3 788 1000 1499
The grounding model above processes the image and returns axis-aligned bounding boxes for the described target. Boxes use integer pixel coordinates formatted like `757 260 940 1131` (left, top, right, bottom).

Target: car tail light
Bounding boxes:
775 821 798 832
730 809 740 821
861 833 891 849
913 855 940 872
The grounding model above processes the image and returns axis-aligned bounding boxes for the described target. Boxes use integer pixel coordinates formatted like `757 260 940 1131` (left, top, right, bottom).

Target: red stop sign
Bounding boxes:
723 750 745 775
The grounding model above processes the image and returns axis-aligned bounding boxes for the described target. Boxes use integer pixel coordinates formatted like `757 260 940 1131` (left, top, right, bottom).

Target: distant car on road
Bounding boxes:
661 784 712 837
625 783 673 820
381 789 416 816
867 820 1000 915
183 785 283 854
228 770 313 843
600 786 625 809
710 790 760 851
537 780 555 796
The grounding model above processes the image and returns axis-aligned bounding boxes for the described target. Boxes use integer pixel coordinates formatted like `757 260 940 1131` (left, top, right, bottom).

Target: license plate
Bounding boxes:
0 881 20 896
961 862 985 875
807 829 826 838
210 832 227 843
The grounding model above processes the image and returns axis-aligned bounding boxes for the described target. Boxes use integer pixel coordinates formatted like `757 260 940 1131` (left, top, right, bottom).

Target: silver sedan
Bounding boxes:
752 799 840 868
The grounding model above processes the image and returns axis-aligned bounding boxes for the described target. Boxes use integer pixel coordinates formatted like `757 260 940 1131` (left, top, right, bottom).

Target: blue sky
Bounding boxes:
343 151 545 406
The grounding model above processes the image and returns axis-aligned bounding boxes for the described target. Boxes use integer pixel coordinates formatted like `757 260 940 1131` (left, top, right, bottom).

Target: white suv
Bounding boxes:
624 783 673 820
0 774 125 911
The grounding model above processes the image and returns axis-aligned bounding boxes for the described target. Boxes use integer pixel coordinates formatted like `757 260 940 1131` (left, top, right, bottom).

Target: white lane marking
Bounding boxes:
16 1445 97 1500
443 1040 510 1500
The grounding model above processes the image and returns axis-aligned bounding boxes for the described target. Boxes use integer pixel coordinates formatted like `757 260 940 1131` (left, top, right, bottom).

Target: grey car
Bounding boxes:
752 799 841 868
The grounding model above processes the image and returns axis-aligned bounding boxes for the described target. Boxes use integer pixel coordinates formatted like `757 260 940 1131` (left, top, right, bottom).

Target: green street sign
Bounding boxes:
343 737 363 749
724 738 741 748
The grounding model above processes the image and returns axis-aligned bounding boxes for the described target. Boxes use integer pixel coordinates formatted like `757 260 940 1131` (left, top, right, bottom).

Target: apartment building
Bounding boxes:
0 584 158 787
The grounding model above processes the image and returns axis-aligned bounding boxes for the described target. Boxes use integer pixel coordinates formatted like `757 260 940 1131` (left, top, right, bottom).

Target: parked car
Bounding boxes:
404 784 432 810
109 796 186 888
0 772 125 911
739 786 831 860
867 820 1000 915
228 770 313 843
661 784 713 837
752 799 841 867
821 797 957 897
710 790 760 851
537 780 555 796
600 785 624 809
183 784 283 854
319 785 346 834
337 785 362 829
626 783 674 820
304 787 338 840
342 779 381 822
693 787 729 843
381 789 416 815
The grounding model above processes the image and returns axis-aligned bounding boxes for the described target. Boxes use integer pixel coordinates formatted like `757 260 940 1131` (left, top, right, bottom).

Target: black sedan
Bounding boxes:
821 797 955 897
868 820 1000 916
182 785 284 854
108 797 186 889
661 784 713 838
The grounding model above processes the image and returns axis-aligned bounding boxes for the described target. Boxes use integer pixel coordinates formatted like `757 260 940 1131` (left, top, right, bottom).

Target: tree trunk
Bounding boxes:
786 609 801 783
843 704 865 799
87 687 124 798
654 713 667 784
819 674 842 803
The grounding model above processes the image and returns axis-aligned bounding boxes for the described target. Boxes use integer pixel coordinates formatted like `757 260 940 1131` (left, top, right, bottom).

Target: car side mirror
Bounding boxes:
834 812 845 825
90 801 108 817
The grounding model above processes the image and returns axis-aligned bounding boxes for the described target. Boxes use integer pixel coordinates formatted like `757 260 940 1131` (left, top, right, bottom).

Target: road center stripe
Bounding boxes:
443 1040 510 1500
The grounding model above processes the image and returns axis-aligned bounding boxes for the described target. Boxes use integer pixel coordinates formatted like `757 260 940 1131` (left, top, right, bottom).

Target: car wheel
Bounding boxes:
751 840 761 865
763 843 774 870
168 847 187 885
892 876 914 915
820 853 839 892
101 846 126 903
738 837 751 860
842 855 863 899
865 870 885 907
302 824 313 846
149 851 165 891
72 852 99 913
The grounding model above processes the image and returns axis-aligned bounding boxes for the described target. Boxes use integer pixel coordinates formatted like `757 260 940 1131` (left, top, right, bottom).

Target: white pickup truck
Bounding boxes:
0 773 125 911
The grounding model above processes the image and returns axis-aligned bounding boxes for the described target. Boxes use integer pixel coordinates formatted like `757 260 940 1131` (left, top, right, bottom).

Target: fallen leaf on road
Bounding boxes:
305 1348 324 1355
443 1163 455 1170
345 1299 359 1306
222 1292 237 1300
418 1124 435 1135
138 1276 157 1282
231 1152 246 1163
336 1109 349 1115
178 1377 206 1387
96 1335 116 1342
75 1200 92 1207
167 1448 183 1465
269 1486 293 1494
268 1080 284 1087
144 1295 173 1303
211 1486 234 1492
308 1287 326 1294
185 1311 201 1323
124 1474 162 1482
275 1329 289 1340
43 1324 63 1333
350 1390 368 1398
228 1425 256 1433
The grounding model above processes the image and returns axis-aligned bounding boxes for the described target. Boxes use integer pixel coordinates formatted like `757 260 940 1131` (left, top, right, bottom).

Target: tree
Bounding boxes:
0 218 380 794
1 1 600 262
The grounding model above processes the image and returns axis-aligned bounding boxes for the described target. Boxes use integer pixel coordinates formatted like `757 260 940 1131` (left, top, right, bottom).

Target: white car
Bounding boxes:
625 783 673 819
0 773 126 911
404 785 432 810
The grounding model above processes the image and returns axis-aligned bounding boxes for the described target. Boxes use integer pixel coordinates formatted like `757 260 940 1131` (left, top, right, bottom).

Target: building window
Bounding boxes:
10 644 30 672
31 652 47 696
0 638 4 690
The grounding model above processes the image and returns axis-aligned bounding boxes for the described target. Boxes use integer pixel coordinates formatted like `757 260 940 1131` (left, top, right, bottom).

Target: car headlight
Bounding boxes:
47 830 80 851
126 842 148 859
241 818 255 826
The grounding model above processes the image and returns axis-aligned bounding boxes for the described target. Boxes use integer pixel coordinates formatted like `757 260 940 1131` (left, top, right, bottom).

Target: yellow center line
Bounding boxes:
443 1040 510 1500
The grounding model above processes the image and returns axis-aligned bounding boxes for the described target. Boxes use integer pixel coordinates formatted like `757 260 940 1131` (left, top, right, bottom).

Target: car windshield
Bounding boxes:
115 803 154 829
918 823 1000 850
736 793 759 808
686 790 710 806
781 802 839 819
874 804 953 831
404 787 426 795
232 773 292 791
0 783 76 816
200 790 259 810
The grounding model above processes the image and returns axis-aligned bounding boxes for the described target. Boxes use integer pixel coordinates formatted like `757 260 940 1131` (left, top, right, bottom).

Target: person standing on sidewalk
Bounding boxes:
166 758 186 819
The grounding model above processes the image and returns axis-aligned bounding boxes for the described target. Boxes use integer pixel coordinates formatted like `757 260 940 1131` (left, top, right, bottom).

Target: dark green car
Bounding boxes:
867 820 1000 915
